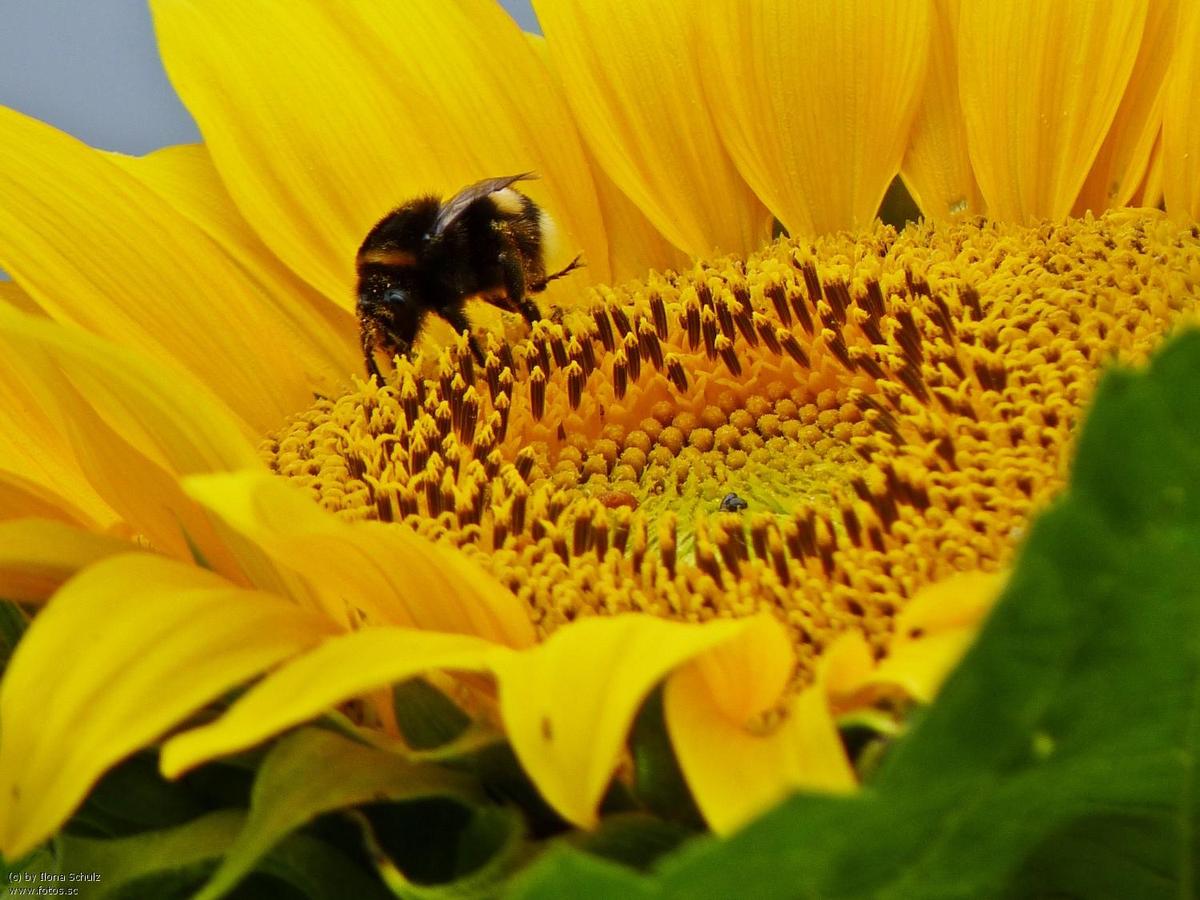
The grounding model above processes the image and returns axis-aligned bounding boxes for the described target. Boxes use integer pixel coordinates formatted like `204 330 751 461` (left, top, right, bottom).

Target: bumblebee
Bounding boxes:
356 173 582 380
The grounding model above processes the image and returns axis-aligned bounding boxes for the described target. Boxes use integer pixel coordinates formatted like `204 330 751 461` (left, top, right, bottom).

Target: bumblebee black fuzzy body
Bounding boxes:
356 173 582 380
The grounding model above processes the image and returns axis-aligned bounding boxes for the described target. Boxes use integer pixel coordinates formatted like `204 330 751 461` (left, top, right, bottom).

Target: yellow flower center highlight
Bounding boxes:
264 210 1199 686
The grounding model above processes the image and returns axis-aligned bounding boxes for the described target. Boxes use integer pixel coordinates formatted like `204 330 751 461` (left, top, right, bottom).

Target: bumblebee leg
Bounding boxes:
360 289 425 379
516 297 542 328
439 305 486 367
492 251 542 329
529 254 584 294
359 316 386 382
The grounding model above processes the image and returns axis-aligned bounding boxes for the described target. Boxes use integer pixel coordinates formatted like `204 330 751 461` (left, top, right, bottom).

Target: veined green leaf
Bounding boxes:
51 809 243 900
356 801 527 900
64 751 206 840
193 727 479 900
255 831 393 900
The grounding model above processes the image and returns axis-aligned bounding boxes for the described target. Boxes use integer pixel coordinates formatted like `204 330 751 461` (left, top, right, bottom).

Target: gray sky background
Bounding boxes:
0 0 541 155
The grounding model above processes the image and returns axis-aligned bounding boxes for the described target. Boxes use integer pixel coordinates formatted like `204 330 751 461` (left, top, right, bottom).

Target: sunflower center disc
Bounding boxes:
264 211 1199 686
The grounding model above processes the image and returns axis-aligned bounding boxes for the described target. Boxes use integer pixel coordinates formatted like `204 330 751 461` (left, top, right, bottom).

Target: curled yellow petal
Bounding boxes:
152 0 610 303
492 614 761 829
684 614 794 724
959 1 1147 222
902 0 987 220
700 0 931 236
0 518 132 603
0 106 334 433
0 553 338 859
818 631 878 701
160 628 502 779
1163 3 1200 220
184 471 535 648
535 0 771 257
869 570 1007 702
666 658 855 834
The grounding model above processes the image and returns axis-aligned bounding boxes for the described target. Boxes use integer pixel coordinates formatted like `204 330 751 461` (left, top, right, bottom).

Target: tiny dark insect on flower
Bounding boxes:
719 492 748 512
355 173 583 380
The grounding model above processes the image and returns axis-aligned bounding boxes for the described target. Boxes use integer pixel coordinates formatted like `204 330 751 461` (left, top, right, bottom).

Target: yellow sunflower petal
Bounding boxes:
160 628 502 779
0 473 93 529
151 0 610 303
902 0 987 220
892 569 1006 636
1133 127 1165 208
700 0 931 237
868 570 1006 702
0 284 116 530
1163 3 1200 220
0 519 132 603
0 279 44 317
0 306 277 588
666 666 855 834
871 631 976 705
491 613 764 829
817 630 878 700
591 159 693 284
0 107 334 433
0 339 117 533
183 471 535 648
107 143 358 394
534 0 772 257
0 553 338 859
958 2 1147 222
1074 0 1180 213
0 447 113 535
683 614 794 724
524 33 687 281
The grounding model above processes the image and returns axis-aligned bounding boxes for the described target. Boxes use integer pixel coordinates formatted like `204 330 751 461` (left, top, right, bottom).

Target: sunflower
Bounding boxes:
1 0 1198 871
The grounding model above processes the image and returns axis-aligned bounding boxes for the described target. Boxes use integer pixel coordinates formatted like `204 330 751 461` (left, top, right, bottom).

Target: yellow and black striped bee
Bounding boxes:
356 173 582 380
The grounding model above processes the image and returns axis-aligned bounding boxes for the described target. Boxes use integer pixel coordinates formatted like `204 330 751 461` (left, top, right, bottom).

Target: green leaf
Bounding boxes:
452 742 567 838
193 727 480 900
357 801 527 899
506 846 654 900
0 600 29 672
64 751 205 839
256 831 393 900
628 687 703 828
392 677 471 750
569 813 693 872
51 809 244 900
1 846 56 896
506 329 1200 897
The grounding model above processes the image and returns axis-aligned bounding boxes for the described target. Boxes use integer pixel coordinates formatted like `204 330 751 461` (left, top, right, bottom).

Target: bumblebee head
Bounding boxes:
356 267 416 315
356 273 424 365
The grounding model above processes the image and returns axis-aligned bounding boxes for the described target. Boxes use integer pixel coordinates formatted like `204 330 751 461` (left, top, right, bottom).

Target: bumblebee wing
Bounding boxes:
433 173 536 236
